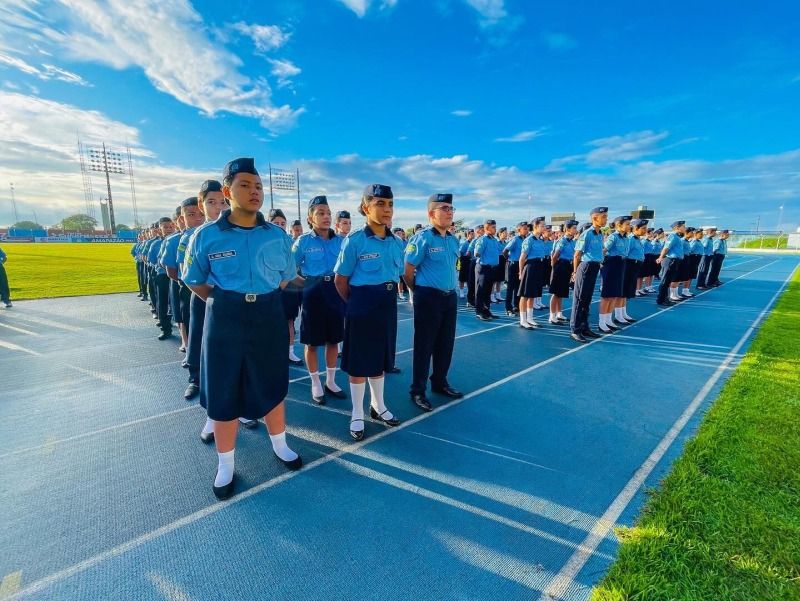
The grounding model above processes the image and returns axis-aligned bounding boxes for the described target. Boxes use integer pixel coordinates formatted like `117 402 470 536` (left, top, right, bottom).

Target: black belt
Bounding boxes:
304 274 334 282
415 285 455 296
213 289 279 303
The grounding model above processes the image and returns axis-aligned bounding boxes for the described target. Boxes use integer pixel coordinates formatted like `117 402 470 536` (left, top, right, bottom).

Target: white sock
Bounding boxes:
614 308 625 321
368 376 392 419
310 371 323 397
201 417 214 436
289 347 301 362
350 381 366 431
520 313 528 326
269 431 299 463
338 341 343 352
215 449 235 487
550 312 557 322
600 313 611 329
325 367 341 392
526 308 535 323
557 311 565 319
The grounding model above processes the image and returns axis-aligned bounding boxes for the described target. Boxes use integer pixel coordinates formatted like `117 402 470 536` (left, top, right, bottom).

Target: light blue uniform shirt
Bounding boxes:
131 243 139 261
458 239 471 257
293 229 342 277
521 234 547 259
159 232 182 272
627 236 645 261
653 239 665 254
689 239 703 255
702 236 714 256
142 239 156 263
147 239 164 273
553 235 575 261
467 235 482 258
604 231 630 257
334 225 404 286
474 234 502 266
504 235 524 262
575 229 605 263
405 227 459 291
177 227 197 272
183 209 296 294
682 238 691 256
713 238 727 255
665 233 685 259
0 247 6 263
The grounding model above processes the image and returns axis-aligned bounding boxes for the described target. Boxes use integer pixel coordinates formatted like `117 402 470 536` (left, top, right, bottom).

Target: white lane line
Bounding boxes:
6 258 783 600
536 262 796 601
0 322 40 336
0 339 42 356
612 334 728 349
1 313 83 332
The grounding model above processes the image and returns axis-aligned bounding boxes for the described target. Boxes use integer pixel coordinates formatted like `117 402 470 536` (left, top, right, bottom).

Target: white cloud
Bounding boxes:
0 0 303 132
451 109 473 117
494 129 546 143
231 22 290 52
541 31 578 51
336 0 370 17
268 58 301 88
463 0 507 25
0 51 90 85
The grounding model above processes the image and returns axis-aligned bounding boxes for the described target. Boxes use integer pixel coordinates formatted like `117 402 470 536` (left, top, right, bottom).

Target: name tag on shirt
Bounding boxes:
428 247 444 254
359 252 380 260
208 250 236 260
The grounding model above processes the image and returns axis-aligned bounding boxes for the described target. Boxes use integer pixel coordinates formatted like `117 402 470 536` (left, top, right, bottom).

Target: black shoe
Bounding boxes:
606 323 620 331
325 385 347 399
312 392 326 405
140 297 148 301
506 310 516 316
571 332 587 343
350 419 365 440
337 351 342 358
181 360 189 369
179 345 186 353
476 314 491 321
624 316 637 323
657 300 674 307
200 430 215 444
157 331 172 341
386 366 401 374
184 383 199 400
582 329 601 339
487 313 499 320
411 393 432 412
557 316 569 322
240 419 258 429
431 385 464 399
275 452 303 471
212 475 235 500
370 407 401 427
696 285 708 290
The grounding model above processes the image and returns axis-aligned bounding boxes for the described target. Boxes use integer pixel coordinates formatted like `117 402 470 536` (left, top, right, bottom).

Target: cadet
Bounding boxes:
132 234 147 300
473 219 502 321
293 195 347 404
517 217 547 329
696 226 716 289
335 210 352 237
142 226 159 314
268 209 304 365
160 207 186 347
645 228 665 293
334 184 403 441
172 197 205 358
656 220 686 306
290 219 303 240
623 218 647 318
184 158 302 500
0 245 11 308
394 227 409 301
537 224 554 311
598 215 630 332
680 227 702 297
457 228 474 299
570 207 607 343
493 226 508 304
638 228 656 295
149 217 175 340
466 224 484 307
548 220 578 324
404 193 463 412
502 222 528 316
707 229 729 287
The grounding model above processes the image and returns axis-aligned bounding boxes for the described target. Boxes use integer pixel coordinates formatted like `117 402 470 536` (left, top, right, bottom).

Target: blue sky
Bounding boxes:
0 0 798 231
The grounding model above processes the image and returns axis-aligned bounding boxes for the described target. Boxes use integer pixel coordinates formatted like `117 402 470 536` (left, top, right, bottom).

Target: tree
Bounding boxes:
59 214 98 231
116 224 131 231
11 220 43 229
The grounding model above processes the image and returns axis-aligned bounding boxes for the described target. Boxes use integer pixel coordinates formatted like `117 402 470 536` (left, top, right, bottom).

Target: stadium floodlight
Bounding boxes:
267 164 302 219
86 142 125 233
9 183 19 224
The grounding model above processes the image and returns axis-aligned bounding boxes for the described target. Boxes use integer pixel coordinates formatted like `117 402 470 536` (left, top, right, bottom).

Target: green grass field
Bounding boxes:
593 268 800 601
737 236 789 249
2 243 138 300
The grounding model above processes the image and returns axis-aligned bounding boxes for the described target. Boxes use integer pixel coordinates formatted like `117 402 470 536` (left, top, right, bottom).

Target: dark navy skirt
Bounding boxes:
623 258 641 299
300 276 345 346
169 279 181 321
178 284 192 326
548 259 573 298
677 256 692 281
519 258 545 298
200 288 288 421
342 283 397 378
600 256 625 298
689 254 702 278
458 256 471 283
643 254 659 277
281 283 302 321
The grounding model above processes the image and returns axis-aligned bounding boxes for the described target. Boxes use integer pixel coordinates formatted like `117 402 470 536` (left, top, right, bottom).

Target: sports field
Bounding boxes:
0 243 138 300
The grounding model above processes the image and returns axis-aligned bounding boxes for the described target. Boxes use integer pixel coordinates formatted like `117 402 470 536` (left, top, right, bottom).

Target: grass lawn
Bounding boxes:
1 243 138 300
592 268 800 601
737 236 789 249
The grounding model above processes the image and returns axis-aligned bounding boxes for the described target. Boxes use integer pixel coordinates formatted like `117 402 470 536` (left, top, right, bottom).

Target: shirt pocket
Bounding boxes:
360 256 382 272
261 241 289 272
211 255 239 276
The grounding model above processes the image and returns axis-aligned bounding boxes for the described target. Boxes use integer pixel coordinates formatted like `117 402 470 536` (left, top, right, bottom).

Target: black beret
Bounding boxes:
223 158 259 180
393 227 405 233
655 228 664 234
484 219 496 226
174 206 182 217
158 216 172 224
467 228 474 233
685 226 695 233
590 206 608 215
428 193 453 204
337 210 351 219
517 221 528 228
291 219 302 227
721 229 730 234
181 196 198 208
499 227 507 232
269 208 286 221
200 179 222 194
565 219 579 227
671 220 685 228
363 184 393 199
612 215 632 225
646 227 655 233
308 195 328 209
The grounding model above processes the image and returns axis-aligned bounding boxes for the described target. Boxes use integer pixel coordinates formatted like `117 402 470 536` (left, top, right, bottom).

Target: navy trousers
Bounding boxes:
475 263 496 317
696 254 713 287
155 273 172 334
505 261 520 313
657 258 680 303
707 253 725 285
411 286 457 395
570 261 600 334
466 258 478 306
0 263 9 303
187 293 206 388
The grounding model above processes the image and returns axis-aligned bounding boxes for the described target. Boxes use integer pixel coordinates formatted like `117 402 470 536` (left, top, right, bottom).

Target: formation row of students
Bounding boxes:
131 156 730 501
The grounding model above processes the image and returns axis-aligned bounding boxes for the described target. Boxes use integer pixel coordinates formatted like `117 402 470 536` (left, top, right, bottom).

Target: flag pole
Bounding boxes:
269 162 274 210
296 168 301 221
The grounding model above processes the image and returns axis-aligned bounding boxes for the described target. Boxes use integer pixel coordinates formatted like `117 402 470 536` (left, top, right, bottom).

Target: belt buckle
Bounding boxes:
324 275 332 282
386 283 394 291
245 293 256 303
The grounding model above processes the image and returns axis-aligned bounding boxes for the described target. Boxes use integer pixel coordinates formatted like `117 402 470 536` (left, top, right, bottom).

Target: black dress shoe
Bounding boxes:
431 385 464 399
476 314 491 322
411 393 432 412
312 392 326 405
657 301 674 307
200 430 215 444
624 317 637 323
350 419 365 440
212 475 235 500
324 385 347 399
275 452 303 471
157 331 172 341
184 383 199 400
140 297 148 301
571 332 587 343
582 329 601 339
181 360 189 369
606 323 620 331
386 366 401 374
179 345 186 353
370 407 400 426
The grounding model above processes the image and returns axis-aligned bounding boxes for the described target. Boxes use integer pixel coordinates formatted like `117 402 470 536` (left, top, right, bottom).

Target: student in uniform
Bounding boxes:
184 158 302 500
682 227 703 297
638 228 656 295
160 207 187 349
548 220 578 324
293 195 347 404
466 224 484 307
290 220 303 240
334 184 403 441
269 209 304 366
394 227 409 301
0 246 11 308
335 210 352 237
457 229 475 299
473 219 502 321
142 226 159 315
707 229 729 287
599 215 631 332
493 226 508 304
404 193 463 412
133 235 147 300
646 229 665 292
536 224 554 311
149 217 176 340
570 207 608 343
696 226 716 289
674 227 694 298
623 218 647 318
517 217 547 329
656 220 686 306
502 221 528 316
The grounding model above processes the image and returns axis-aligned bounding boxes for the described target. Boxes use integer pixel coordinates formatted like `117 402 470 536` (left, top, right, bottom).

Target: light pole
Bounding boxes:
777 205 784 232
9 183 19 224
